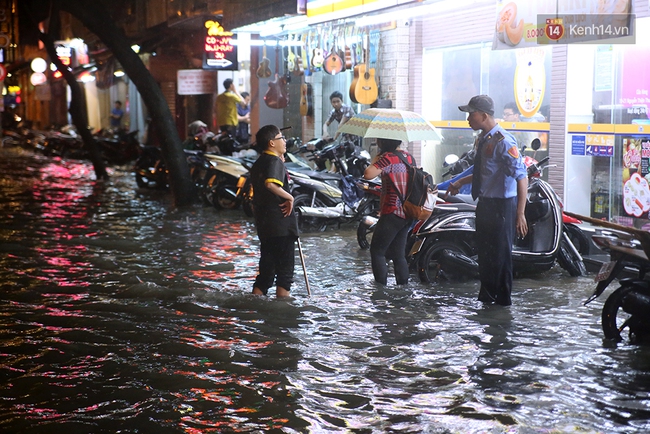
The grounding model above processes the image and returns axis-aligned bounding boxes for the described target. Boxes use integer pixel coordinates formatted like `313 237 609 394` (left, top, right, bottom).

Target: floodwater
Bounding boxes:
1 147 649 433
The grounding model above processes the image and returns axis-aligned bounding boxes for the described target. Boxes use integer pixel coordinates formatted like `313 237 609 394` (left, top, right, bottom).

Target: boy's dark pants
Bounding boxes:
254 235 296 295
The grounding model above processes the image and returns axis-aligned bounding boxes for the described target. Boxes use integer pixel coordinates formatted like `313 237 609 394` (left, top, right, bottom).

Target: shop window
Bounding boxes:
422 43 551 183
567 21 650 228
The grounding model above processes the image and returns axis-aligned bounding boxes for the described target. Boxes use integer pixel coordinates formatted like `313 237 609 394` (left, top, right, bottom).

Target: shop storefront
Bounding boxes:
565 19 650 229
409 0 647 229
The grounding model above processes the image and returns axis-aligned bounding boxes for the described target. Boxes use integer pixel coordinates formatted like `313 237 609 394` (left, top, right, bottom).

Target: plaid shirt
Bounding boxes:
373 151 416 218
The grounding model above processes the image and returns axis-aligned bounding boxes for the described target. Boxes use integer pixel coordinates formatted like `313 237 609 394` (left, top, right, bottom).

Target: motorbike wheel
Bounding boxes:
136 171 162 189
357 220 374 250
293 194 328 232
564 223 591 256
242 197 254 217
602 285 635 342
418 241 474 283
557 237 587 277
216 185 240 210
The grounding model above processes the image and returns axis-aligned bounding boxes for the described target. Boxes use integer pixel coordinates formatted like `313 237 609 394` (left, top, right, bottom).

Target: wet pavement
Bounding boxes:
1 147 649 433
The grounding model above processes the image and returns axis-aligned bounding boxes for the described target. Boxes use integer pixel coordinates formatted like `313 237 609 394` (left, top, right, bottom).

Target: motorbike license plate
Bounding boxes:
595 260 616 282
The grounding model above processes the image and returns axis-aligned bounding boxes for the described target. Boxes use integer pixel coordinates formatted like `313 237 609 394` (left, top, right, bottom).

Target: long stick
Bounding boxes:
296 237 311 296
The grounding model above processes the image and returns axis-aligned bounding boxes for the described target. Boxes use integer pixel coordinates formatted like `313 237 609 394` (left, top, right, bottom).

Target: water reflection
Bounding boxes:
1 148 650 432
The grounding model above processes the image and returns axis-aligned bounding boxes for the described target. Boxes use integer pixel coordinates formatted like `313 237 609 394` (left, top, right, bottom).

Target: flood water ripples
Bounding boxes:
1 148 650 433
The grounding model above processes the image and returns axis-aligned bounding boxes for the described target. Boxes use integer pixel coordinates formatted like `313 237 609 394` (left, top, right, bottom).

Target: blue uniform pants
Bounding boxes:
475 197 516 306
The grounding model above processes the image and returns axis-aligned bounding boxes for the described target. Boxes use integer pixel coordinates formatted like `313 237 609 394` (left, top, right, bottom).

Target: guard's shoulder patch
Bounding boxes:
494 131 505 142
507 145 520 159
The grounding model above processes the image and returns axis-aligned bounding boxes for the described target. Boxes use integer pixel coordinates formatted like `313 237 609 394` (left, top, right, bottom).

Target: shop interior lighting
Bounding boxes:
131 44 140 53
114 70 125 77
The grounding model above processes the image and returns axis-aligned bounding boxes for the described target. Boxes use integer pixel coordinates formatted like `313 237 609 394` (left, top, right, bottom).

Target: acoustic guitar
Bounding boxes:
323 36 344 75
349 32 378 105
264 46 289 109
256 45 272 79
311 31 324 70
300 82 313 117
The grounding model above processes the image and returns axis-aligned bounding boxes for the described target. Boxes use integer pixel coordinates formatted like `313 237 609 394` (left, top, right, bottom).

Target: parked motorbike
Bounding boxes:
135 145 168 189
203 154 254 209
412 140 586 282
291 140 377 232
95 128 140 165
41 125 86 159
585 231 650 343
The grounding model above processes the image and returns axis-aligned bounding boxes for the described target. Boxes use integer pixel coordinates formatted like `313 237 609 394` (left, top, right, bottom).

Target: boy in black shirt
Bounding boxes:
250 125 298 298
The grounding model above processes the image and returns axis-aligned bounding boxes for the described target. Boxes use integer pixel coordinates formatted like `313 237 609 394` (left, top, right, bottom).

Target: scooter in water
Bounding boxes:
291 141 378 232
411 140 586 282
584 229 650 343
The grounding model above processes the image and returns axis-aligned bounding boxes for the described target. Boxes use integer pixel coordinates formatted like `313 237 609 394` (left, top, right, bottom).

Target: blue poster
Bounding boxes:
571 135 585 156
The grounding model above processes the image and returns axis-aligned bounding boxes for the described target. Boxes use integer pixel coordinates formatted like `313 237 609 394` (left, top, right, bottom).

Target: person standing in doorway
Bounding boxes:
446 95 528 306
236 91 251 145
249 125 298 298
363 138 415 286
322 91 355 141
110 100 124 130
216 78 246 137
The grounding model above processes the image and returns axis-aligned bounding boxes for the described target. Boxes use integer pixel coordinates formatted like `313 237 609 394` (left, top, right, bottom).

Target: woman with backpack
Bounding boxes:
363 138 416 285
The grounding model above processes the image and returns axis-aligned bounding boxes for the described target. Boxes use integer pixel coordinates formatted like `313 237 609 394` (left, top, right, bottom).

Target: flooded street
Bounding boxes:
1 147 650 433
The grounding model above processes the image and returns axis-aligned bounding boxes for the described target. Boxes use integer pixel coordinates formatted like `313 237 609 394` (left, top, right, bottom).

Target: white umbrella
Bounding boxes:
337 108 442 142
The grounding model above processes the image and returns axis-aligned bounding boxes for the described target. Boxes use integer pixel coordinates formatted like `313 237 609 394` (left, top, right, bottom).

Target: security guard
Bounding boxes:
447 95 528 306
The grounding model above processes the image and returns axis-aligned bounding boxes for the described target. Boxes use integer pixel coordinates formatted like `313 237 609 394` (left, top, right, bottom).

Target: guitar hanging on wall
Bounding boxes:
264 45 289 109
300 82 313 117
256 44 272 79
349 32 378 105
323 33 344 75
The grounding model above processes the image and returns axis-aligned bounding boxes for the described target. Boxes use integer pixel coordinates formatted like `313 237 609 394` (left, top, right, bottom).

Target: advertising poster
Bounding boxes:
622 136 650 217
494 0 634 49
585 134 614 157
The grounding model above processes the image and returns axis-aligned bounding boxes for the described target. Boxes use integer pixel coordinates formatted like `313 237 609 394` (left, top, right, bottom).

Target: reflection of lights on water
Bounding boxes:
190 222 259 284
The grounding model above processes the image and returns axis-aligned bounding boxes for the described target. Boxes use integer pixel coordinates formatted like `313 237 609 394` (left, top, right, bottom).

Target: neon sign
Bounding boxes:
203 20 237 70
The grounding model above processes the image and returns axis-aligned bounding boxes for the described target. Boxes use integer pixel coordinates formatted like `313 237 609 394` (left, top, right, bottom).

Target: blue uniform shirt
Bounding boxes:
476 124 526 199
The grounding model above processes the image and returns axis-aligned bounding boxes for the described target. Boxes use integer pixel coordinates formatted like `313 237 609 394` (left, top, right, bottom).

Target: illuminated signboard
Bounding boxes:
203 20 237 70
306 0 416 18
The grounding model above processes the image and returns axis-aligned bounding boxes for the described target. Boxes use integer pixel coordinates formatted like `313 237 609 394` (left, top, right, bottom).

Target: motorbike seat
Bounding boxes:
434 202 476 213
619 278 650 290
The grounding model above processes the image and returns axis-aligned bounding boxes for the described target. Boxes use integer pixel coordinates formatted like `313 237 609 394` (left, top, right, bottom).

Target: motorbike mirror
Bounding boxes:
444 154 459 167
531 138 541 151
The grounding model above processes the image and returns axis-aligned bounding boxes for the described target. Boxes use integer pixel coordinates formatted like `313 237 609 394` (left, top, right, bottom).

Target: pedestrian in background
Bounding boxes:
249 124 298 298
110 100 124 130
216 78 247 137
363 137 415 286
236 91 251 145
322 91 355 141
447 95 528 306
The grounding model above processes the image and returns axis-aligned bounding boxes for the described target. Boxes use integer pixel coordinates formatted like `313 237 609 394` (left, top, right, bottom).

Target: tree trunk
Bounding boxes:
58 0 194 207
42 5 109 180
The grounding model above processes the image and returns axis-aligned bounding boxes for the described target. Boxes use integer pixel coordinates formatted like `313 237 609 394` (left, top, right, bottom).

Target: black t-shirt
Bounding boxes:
250 152 298 239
